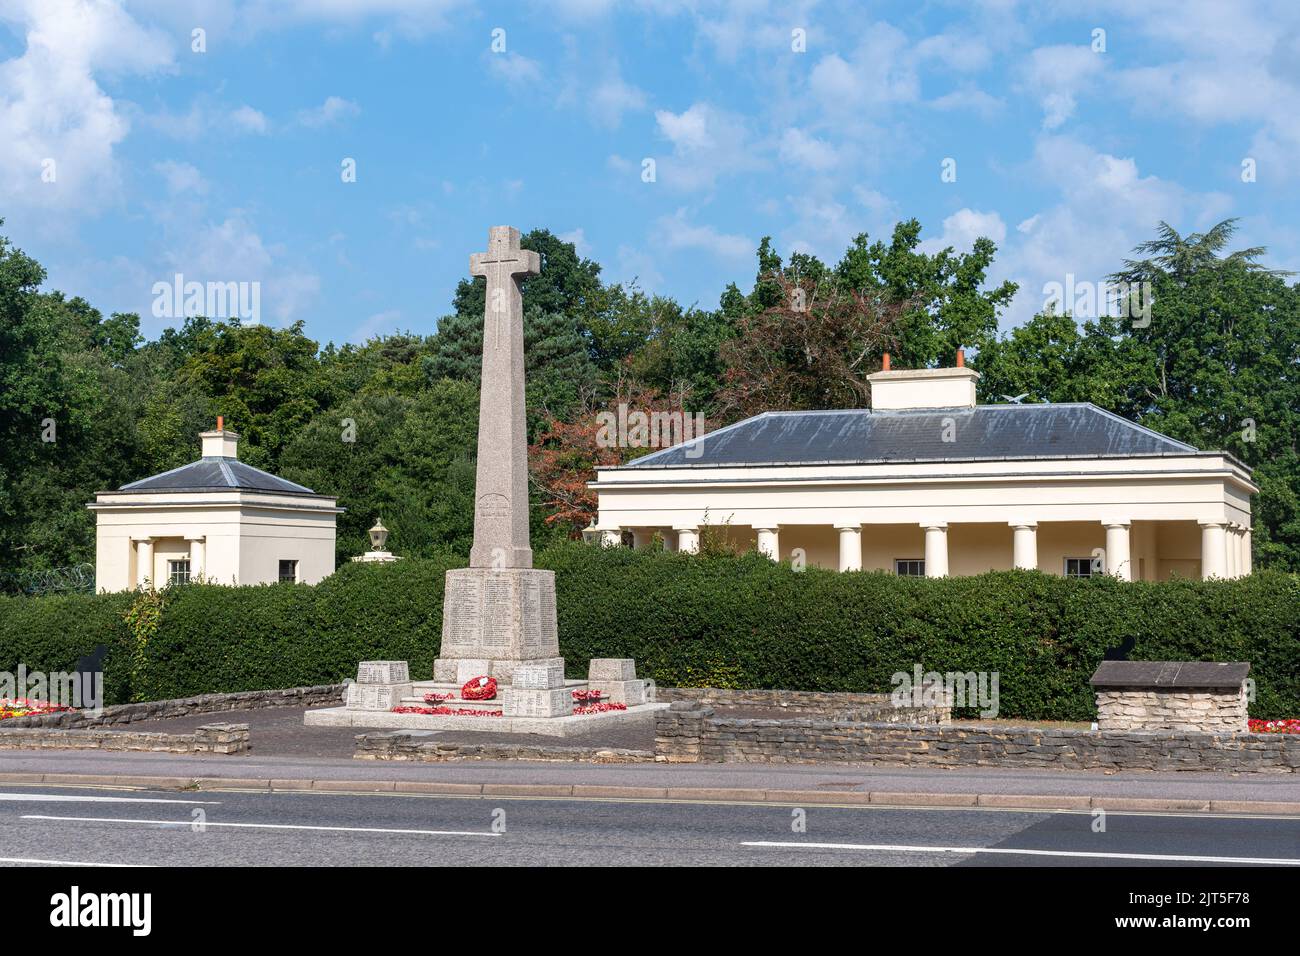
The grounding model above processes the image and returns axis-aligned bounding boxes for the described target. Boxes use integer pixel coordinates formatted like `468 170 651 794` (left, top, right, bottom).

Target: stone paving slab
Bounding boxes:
303 702 667 737
108 704 658 756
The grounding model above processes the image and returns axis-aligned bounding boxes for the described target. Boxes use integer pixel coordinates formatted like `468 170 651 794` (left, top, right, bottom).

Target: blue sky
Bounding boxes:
2 0 1298 347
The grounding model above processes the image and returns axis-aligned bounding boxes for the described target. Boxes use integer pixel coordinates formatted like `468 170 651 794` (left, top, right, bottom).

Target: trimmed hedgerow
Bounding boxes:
0 543 1295 720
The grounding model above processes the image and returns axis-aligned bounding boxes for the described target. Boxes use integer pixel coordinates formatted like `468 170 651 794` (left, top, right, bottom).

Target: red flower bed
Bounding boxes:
461 676 497 701
0 698 74 721
392 705 502 717
573 702 627 715
1249 718 1300 734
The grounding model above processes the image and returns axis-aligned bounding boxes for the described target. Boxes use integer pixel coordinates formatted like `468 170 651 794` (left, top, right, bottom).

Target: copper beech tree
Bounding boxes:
529 377 714 536
715 271 909 420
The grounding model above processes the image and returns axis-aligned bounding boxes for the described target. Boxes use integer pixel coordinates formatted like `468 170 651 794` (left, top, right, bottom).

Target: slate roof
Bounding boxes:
1089 660 1250 689
621 403 1203 469
114 458 322 496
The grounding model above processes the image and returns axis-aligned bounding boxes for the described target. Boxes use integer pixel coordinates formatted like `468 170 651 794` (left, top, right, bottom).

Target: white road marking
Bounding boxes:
0 856 143 867
0 792 218 805
22 814 499 837
742 841 1300 866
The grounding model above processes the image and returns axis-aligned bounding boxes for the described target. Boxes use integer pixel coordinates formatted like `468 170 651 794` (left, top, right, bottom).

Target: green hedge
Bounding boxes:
0 543 1296 720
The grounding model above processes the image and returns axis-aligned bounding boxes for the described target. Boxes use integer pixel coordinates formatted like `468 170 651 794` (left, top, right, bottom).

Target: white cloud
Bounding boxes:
778 127 839 171
915 33 991 72
807 22 920 117
558 228 591 257
162 214 322 325
230 105 269 134
920 208 1007 255
588 73 647 128
853 187 899 223
487 51 542 87
1020 44 1105 130
154 160 208 195
351 309 403 343
295 96 360 128
997 135 1233 327
929 87 1003 118
653 209 752 261
653 102 758 191
0 0 173 216
612 244 664 291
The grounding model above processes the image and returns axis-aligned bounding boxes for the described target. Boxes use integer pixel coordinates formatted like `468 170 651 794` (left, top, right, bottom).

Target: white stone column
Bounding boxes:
1104 522 1132 582
755 527 780 561
1010 523 1038 571
630 529 652 550
1199 521 1228 579
1228 526 1242 578
836 525 862 572
922 524 948 578
187 537 206 580
1244 528 1253 575
599 527 623 548
134 537 155 589
675 526 699 555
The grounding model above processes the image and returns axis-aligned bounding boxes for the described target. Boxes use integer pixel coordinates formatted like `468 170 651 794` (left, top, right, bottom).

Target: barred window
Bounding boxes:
894 559 925 577
1064 557 1095 578
278 560 299 583
168 559 191 586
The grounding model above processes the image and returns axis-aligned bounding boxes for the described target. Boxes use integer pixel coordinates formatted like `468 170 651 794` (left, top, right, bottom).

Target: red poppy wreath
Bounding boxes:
461 675 497 701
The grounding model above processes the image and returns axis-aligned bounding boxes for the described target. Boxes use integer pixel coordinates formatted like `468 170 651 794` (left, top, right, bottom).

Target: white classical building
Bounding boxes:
88 422 342 591
590 356 1256 580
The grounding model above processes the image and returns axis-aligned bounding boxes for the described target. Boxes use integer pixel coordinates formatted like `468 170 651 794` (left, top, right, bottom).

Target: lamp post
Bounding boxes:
351 518 400 564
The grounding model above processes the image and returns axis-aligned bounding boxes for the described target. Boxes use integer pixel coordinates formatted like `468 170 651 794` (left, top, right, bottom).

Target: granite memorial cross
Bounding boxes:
468 225 540 570
315 225 649 726
432 226 564 693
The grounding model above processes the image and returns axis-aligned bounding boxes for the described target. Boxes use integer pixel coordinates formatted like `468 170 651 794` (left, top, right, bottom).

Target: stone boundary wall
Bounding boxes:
0 722 249 755
355 732 651 763
654 704 1300 773
656 686 950 724
0 684 345 730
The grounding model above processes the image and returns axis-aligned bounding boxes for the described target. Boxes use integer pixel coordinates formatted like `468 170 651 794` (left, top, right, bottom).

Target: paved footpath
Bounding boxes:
3 747 1300 815
3 706 1299 815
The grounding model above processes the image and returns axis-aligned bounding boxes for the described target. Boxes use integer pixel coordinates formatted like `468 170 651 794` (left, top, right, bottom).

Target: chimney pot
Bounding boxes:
217 415 224 432
956 348 965 368
882 352 891 372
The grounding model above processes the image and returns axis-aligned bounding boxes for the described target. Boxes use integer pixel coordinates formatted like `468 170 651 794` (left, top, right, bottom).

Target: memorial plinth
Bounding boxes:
433 567 559 684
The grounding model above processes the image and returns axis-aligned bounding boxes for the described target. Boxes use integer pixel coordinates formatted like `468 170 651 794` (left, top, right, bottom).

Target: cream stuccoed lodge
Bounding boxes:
589 353 1256 581
88 420 341 591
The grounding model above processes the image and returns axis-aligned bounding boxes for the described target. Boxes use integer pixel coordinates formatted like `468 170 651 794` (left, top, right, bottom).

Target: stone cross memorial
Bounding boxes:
309 225 654 733
434 227 566 708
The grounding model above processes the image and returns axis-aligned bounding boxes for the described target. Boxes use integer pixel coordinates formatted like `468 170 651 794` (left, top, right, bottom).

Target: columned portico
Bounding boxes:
1104 522 1132 582
1010 523 1037 570
836 525 862 572
133 536 154 588
1200 522 1228 579
590 356 1257 582
187 536 206 579
922 524 948 578
755 527 780 561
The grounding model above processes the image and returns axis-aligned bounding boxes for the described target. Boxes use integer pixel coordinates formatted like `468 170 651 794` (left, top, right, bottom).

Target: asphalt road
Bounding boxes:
1 785 1297 867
